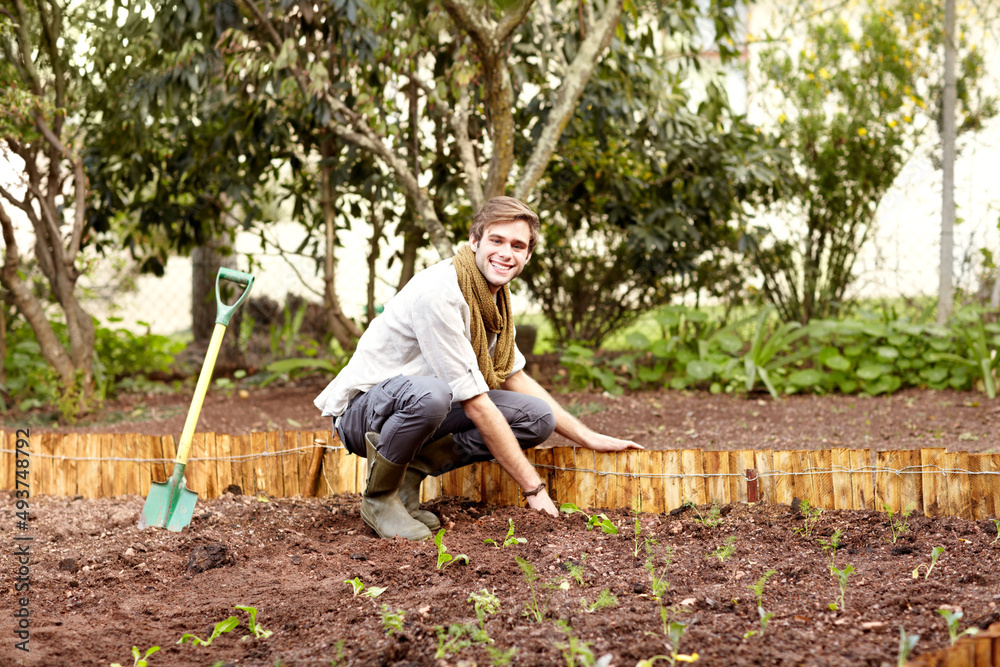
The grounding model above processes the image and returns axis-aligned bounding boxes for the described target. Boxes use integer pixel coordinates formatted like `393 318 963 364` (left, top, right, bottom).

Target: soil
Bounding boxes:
2 494 998 667
3 356 1000 666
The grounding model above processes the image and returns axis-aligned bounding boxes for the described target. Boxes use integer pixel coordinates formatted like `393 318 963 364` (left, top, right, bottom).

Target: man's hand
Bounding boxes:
525 488 559 516
579 433 644 453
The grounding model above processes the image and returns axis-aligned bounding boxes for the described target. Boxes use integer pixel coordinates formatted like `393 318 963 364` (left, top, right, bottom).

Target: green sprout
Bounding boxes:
235 605 273 640
793 499 823 538
912 546 945 580
485 645 518 665
560 503 618 534
748 569 777 609
581 588 618 613
667 621 699 664
111 645 160 667
516 555 567 622
707 536 737 563
564 554 588 586
178 615 239 647
484 518 527 548
554 619 597 666
990 518 1000 545
937 609 979 646
434 529 469 569
468 589 501 629
434 623 491 658
818 529 843 570
689 502 723 528
882 503 914 544
633 519 658 557
378 605 406 636
828 564 855 611
897 627 920 667
345 577 365 596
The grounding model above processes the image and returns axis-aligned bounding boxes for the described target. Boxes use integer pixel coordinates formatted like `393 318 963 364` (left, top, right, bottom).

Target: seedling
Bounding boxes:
178 615 239 647
828 564 855 611
484 518 527 548
581 588 618 613
516 555 567 622
468 588 501 628
747 569 777 609
636 656 699 666
485 645 518 665
345 577 365 596
707 536 737 563
690 502 722 528
938 609 979 646
111 645 160 667
235 605 273 640
793 499 823 538
897 626 920 667
667 621 700 664
344 577 386 598
378 605 405 636
434 623 491 658
564 554 588 586
633 519 658 557
330 639 347 667
818 529 843 570
560 503 619 534
912 546 945 580
554 619 600 667
990 518 1000 545
645 547 676 635
882 503 914 544
434 529 469 569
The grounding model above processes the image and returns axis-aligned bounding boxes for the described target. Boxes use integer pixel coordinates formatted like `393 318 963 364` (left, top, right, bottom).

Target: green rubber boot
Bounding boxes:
397 435 460 531
360 433 432 541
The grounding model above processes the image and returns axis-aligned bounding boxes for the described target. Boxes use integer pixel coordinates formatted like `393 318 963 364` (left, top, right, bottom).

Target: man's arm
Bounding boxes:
501 370 644 452
460 392 559 516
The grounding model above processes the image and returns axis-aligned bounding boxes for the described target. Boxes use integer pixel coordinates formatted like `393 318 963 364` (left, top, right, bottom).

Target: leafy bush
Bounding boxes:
558 306 1000 399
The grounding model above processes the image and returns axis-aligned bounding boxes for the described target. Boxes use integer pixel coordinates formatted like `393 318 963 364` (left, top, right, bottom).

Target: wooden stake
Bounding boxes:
746 469 759 503
306 438 326 497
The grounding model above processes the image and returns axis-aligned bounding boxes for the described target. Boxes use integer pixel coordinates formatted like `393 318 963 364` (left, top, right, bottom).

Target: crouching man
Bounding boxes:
314 196 642 540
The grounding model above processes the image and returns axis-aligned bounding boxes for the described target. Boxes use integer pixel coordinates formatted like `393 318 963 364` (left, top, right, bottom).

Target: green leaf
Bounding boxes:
788 369 826 387
875 346 899 360
686 360 718 381
856 363 891 380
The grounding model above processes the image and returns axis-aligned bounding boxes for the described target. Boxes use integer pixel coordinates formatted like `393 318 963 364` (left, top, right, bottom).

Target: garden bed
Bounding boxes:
3 491 998 666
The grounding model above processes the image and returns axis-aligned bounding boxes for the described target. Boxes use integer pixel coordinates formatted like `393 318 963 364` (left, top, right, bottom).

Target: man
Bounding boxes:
314 196 642 541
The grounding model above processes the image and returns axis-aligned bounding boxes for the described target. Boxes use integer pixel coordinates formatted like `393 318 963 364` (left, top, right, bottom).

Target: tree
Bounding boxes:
222 0 624 262
520 2 781 345
1 0 98 411
748 0 996 324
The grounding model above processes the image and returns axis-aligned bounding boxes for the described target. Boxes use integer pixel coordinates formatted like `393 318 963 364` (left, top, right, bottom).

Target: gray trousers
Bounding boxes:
335 374 556 473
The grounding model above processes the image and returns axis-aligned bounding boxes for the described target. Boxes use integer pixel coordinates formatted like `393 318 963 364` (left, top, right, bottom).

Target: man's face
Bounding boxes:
469 220 532 295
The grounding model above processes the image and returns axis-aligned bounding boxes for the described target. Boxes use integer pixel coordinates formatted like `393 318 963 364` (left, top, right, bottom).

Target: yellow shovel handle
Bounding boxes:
175 322 227 465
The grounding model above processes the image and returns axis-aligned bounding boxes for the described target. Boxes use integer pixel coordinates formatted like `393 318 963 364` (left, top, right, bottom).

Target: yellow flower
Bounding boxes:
778 113 788 124
904 115 913 123
857 128 868 136
888 119 898 128
819 67 832 79
807 73 815 80
914 12 921 20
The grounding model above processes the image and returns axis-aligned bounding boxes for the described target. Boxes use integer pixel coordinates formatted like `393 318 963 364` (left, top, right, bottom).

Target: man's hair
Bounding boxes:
469 196 540 252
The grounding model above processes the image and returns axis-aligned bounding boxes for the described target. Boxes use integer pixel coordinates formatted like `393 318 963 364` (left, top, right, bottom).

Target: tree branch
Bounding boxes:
440 0 494 53
67 157 85 265
513 0 623 201
10 0 42 94
450 87 484 212
496 0 534 45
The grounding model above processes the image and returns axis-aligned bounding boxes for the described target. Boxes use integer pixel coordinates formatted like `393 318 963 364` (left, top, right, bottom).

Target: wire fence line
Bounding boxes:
2 445 997 480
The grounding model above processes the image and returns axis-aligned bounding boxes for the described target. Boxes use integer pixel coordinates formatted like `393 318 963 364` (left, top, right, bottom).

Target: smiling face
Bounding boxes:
470 220 533 295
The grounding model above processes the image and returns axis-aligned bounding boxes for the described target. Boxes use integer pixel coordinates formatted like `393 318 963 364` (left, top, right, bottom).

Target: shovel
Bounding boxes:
139 267 255 531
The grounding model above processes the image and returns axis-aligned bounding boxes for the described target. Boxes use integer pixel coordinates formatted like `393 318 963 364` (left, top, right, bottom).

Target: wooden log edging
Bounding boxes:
1 430 999 519
906 621 1000 666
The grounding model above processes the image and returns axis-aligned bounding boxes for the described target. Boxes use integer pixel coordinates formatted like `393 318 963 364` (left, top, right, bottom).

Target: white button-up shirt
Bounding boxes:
313 257 526 418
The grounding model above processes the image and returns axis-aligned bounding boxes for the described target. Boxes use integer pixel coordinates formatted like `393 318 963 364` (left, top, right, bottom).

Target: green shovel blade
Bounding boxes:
138 465 199 532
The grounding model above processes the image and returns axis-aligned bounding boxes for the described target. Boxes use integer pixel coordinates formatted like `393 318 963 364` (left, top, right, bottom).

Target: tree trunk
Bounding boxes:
321 140 363 348
938 0 957 324
191 219 244 368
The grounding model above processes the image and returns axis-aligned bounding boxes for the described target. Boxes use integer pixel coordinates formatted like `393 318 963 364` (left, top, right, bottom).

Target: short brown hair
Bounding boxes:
470 196 540 252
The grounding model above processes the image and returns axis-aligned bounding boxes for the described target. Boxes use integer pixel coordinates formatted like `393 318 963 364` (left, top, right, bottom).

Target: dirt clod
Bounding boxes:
185 542 235 573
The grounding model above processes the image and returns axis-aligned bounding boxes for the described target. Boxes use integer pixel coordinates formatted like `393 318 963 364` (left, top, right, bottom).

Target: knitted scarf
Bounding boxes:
452 244 516 389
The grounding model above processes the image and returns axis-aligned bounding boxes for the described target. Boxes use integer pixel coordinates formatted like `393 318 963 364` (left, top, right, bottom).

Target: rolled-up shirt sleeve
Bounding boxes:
410 290 491 403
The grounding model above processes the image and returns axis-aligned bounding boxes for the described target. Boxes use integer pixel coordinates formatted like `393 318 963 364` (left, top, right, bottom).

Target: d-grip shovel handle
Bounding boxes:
215 267 255 326
173 268 255 466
